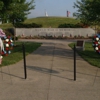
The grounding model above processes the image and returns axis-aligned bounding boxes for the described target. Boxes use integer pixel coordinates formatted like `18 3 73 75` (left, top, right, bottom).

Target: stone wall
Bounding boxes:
15 28 95 37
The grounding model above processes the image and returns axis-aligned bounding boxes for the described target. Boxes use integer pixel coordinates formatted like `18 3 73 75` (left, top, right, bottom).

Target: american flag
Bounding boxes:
67 10 70 17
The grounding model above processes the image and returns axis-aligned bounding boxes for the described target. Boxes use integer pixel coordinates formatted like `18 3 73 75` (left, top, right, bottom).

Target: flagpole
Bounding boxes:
67 10 70 17
67 10 68 17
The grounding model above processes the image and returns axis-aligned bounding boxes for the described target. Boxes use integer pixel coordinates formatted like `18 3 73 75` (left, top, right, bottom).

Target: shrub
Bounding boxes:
14 22 42 28
12 36 19 41
58 23 90 28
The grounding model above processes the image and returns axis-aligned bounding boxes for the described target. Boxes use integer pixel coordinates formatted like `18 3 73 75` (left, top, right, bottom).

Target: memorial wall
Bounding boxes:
15 28 95 37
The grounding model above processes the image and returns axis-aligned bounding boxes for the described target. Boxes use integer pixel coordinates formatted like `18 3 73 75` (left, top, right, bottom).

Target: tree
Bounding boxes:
73 0 100 26
0 1 3 10
0 0 35 24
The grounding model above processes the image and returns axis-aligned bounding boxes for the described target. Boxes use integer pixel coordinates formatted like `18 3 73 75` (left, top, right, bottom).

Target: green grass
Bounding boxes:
0 17 80 29
0 42 42 67
24 17 80 28
69 42 100 68
0 23 14 29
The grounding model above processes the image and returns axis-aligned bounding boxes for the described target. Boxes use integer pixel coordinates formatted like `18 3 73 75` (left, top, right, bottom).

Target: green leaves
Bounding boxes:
74 0 100 25
0 1 4 10
0 0 35 24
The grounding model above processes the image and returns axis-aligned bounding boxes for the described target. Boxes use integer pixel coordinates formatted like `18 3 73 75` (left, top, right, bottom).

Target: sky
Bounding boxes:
26 0 78 18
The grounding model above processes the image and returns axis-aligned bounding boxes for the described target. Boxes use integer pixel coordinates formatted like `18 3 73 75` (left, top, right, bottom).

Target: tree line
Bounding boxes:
1 0 100 29
0 0 35 24
74 0 100 27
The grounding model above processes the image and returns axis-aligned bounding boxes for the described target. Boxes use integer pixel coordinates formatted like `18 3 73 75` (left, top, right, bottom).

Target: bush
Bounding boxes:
4 29 12 36
2 28 18 41
58 23 78 28
12 36 19 41
58 23 90 28
14 22 42 28
3 28 15 37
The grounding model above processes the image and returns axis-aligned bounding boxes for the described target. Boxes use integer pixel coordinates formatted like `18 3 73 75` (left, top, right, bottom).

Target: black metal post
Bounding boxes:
22 43 27 79
74 44 76 81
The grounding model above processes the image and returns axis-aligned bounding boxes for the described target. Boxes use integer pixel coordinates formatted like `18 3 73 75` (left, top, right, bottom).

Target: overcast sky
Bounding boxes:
26 0 78 18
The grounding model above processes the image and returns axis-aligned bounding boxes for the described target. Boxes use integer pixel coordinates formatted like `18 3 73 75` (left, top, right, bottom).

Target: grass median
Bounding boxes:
69 42 100 68
0 42 42 67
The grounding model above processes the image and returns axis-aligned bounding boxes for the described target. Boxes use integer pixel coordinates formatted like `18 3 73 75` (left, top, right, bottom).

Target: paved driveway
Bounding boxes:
0 39 100 100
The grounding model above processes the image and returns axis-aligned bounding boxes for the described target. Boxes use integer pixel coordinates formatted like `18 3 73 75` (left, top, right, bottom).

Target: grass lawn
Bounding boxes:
0 17 100 30
69 41 100 68
0 23 14 29
24 17 80 28
0 42 42 67
0 17 80 29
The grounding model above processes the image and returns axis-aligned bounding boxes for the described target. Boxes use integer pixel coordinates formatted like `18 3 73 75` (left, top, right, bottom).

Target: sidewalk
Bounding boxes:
0 39 100 100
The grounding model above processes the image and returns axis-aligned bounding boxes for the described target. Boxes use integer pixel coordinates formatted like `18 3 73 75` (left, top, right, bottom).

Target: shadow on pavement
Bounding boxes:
58 68 100 78
27 65 74 81
0 70 24 79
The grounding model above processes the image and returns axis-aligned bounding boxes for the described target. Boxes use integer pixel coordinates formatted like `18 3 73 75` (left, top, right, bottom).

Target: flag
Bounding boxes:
67 10 70 17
